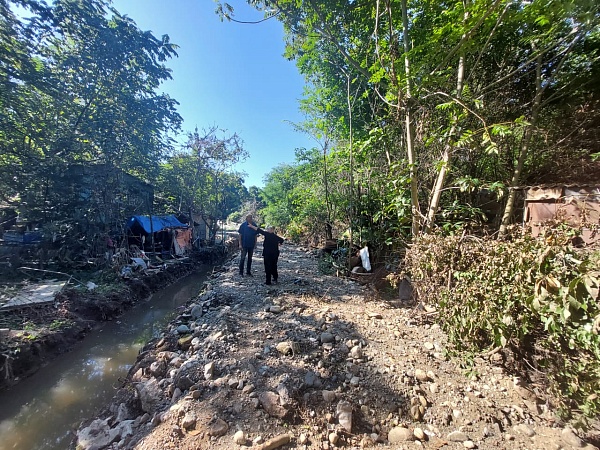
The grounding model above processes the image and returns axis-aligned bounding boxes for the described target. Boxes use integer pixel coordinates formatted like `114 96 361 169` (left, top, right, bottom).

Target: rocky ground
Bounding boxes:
74 239 599 450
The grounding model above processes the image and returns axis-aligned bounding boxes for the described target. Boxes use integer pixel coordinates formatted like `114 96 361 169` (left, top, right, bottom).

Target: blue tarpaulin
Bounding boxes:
127 215 187 235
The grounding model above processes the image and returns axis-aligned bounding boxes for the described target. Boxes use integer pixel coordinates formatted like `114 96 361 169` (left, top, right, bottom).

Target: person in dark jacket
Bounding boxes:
249 224 284 285
238 214 258 276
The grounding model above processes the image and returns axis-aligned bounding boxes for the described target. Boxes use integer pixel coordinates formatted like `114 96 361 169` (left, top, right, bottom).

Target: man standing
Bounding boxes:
238 214 258 276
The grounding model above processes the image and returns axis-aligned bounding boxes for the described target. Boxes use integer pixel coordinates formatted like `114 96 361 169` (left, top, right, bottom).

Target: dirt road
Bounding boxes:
74 240 597 450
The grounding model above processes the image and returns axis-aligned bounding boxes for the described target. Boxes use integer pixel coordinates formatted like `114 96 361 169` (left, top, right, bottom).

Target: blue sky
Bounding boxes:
110 0 314 188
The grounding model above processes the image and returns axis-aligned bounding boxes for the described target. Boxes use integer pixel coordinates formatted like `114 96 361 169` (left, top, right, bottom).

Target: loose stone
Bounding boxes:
328 431 339 445
447 430 469 442
388 426 414 443
181 412 196 430
207 418 228 437
204 361 215 380
322 390 337 403
320 332 335 344
256 433 292 450
413 427 425 440
415 369 429 382
336 400 353 432
350 345 363 359
514 423 536 437
233 430 247 445
561 428 584 448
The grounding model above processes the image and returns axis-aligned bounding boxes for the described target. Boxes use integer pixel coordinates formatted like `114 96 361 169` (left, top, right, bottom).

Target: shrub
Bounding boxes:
406 227 600 426
285 221 305 244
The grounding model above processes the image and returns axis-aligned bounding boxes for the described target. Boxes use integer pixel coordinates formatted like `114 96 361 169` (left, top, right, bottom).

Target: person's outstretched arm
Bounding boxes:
247 223 265 235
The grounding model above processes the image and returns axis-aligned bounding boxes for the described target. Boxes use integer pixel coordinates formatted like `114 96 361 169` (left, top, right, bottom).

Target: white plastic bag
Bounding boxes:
359 246 371 272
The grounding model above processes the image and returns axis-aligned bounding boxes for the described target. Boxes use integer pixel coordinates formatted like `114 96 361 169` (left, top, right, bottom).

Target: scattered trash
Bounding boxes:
131 258 147 270
359 246 371 272
86 281 98 291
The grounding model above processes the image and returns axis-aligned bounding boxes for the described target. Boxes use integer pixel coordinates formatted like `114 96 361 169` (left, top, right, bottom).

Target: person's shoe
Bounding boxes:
239 272 244 277
265 282 271 285
273 278 278 284
246 272 253 277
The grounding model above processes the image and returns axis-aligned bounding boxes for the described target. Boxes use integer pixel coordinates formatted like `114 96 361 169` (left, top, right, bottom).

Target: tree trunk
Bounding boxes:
346 72 353 256
401 0 421 238
424 15 467 233
498 54 543 237
323 142 333 241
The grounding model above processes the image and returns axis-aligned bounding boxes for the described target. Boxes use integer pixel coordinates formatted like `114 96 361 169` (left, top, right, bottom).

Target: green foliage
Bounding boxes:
228 0 600 244
285 222 305 244
259 148 339 243
22 321 36 332
407 228 600 426
227 210 243 224
49 319 73 331
317 253 337 275
317 249 348 275
155 126 248 243
0 0 181 219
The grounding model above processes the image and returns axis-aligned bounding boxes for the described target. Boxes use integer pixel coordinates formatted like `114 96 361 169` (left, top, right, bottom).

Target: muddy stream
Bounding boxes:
0 269 210 450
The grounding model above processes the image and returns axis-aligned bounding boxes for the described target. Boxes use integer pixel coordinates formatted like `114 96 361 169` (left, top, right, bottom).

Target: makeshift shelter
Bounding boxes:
523 185 600 244
191 213 210 245
126 215 192 256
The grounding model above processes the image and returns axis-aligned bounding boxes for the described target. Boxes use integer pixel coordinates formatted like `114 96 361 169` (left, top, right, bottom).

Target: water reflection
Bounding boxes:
0 270 207 450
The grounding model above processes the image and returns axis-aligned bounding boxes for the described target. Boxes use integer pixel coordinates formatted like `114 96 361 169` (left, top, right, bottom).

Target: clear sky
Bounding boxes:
109 0 313 188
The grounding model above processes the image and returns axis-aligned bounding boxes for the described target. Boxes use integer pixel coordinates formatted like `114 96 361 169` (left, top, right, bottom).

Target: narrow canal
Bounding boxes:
0 269 210 450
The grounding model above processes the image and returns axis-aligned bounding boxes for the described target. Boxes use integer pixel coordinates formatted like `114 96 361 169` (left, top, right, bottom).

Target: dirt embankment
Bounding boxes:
0 249 225 391
73 241 599 450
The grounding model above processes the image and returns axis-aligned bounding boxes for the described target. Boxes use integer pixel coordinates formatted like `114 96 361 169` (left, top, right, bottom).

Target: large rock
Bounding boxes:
174 359 202 390
190 304 203 319
149 360 167 378
561 428 584 448
336 400 353 432
320 332 335 344
76 418 120 450
259 391 288 418
135 379 165 413
208 418 229 437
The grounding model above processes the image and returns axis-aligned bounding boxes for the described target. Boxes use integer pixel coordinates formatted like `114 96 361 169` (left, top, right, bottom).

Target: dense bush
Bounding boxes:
406 228 600 425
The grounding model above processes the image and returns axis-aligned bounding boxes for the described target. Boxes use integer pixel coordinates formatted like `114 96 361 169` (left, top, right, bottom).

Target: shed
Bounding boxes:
523 185 600 244
127 215 192 256
127 215 187 235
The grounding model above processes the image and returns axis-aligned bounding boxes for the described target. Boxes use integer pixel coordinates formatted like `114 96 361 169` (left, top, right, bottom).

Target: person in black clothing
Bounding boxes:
238 214 259 276
249 224 284 285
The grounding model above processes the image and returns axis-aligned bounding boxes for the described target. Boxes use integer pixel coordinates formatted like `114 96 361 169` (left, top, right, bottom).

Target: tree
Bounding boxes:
219 0 600 245
157 127 248 243
0 0 182 221
497 0 600 235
